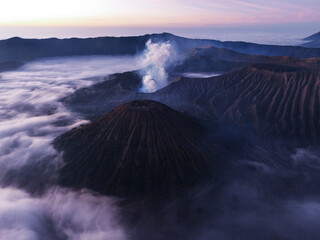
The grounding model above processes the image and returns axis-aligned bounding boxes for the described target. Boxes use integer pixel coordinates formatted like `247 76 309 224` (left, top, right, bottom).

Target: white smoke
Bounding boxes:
139 40 178 93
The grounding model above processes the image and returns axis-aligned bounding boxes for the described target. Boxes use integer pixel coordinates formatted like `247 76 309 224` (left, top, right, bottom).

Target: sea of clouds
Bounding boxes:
0 56 138 240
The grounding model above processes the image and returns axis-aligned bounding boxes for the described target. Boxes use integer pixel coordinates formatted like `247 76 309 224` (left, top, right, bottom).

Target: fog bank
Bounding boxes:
0 56 137 239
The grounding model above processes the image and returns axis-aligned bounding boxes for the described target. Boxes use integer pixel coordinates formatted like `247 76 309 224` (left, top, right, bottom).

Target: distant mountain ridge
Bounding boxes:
175 46 320 73
303 32 320 41
301 31 320 48
1 33 320 67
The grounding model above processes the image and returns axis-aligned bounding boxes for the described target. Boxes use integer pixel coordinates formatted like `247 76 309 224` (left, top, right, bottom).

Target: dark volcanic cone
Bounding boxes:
54 100 213 197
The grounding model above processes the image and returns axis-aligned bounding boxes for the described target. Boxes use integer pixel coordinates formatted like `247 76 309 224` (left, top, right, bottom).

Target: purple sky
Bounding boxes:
0 0 319 27
0 0 318 40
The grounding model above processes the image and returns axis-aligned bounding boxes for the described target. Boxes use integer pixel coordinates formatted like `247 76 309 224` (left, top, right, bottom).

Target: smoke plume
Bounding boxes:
139 40 178 93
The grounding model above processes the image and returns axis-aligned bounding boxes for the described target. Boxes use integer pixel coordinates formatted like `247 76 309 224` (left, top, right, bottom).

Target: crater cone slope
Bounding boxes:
54 100 213 197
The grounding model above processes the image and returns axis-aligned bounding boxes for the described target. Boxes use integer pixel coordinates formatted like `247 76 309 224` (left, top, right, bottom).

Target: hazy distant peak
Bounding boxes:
303 31 320 41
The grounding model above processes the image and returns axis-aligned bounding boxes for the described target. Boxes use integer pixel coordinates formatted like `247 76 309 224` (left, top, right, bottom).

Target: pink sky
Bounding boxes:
0 0 319 27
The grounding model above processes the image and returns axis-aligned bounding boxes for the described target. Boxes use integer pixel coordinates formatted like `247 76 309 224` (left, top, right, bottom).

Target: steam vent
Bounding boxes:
54 100 212 197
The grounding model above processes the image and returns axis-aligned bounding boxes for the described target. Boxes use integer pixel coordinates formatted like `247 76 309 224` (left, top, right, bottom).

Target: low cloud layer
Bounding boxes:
0 56 137 186
120 146 320 240
0 56 137 239
0 187 125 240
181 72 221 78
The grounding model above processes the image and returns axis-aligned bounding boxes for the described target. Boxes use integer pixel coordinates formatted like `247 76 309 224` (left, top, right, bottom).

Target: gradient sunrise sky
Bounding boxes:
1 0 319 27
0 0 319 40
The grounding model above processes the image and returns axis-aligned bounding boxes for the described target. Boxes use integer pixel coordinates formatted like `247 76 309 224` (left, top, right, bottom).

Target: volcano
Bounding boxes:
54 100 213 197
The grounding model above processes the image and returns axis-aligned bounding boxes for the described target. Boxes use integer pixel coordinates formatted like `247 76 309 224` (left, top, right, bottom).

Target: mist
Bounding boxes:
195 146 320 240
0 56 137 239
181 72 221 78
119 144 320 240
0 187 126 240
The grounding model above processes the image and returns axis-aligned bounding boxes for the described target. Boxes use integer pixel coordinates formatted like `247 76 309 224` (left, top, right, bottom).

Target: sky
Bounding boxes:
0 0 319 40
0 0 319 27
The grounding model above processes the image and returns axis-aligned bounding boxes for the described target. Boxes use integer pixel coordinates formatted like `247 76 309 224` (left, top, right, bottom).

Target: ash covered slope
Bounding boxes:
63 58 320 145
62 71 142 119
54 100 213 197
153 64 320 144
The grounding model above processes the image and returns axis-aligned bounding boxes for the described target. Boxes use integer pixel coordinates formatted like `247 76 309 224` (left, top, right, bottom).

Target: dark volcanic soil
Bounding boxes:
63 60 320 146
54 100 215 197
